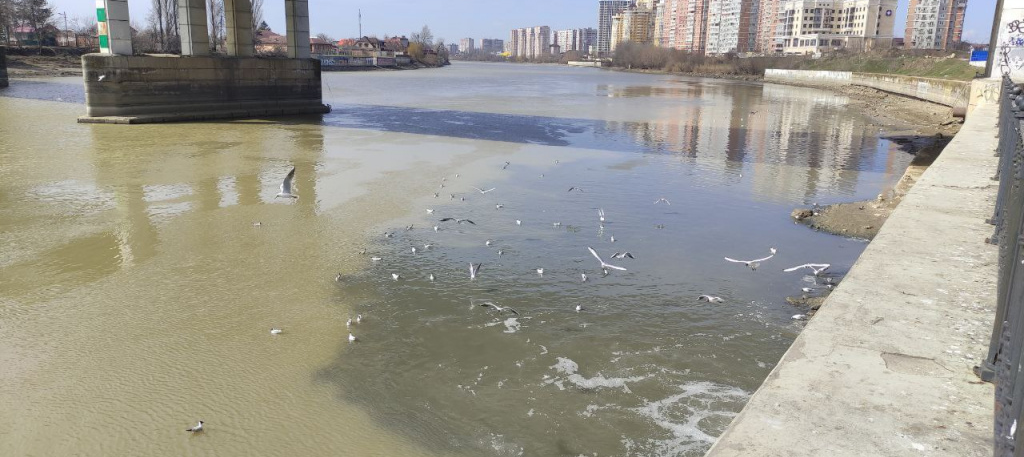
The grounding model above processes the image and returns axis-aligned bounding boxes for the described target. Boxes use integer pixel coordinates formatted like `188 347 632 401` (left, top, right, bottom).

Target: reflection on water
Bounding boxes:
1 62 918 456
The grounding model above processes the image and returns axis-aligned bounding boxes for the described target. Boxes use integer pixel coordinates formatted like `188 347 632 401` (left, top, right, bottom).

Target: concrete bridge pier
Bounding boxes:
80 0 329 124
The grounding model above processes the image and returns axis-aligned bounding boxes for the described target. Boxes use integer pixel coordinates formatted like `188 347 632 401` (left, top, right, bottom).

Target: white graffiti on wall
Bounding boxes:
998 14 1024 76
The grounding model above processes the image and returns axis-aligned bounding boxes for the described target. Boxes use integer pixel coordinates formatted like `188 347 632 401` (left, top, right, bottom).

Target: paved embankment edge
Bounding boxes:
765 69 970 108
704 84 1000 456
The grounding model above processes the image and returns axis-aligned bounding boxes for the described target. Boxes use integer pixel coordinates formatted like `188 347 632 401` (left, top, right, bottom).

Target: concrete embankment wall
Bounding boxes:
765 69 970 108
0 46 8 88
704 85 999 456
80 54 330 123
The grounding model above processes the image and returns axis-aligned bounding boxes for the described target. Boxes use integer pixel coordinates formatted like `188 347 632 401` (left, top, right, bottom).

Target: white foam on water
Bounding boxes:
503 317 521 333
485 433 524 456
629 381 749 456
546 357 648 393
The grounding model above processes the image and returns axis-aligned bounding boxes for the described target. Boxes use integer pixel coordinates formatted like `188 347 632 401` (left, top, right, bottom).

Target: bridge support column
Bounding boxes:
285 0 310 59
224 0 254 57
177 0 211 56
95 0 132 55
0 46 8 88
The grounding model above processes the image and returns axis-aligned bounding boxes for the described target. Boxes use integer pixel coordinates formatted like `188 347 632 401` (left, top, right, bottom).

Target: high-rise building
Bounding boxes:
704 0 759 55
905 0 967 50
460 38 475 52
599 0 633 55
776 0 898 54
680 0 711 53
508 26 552 58
448 43 459 55
556 28 599 54
756 0 782 53
478 38 504 54
610 3 657 52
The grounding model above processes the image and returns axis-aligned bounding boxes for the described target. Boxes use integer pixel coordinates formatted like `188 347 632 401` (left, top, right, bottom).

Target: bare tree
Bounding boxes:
207 0 224 52
0 0 14 45
315 32 333 43
162 0 179 53
250 0 263 43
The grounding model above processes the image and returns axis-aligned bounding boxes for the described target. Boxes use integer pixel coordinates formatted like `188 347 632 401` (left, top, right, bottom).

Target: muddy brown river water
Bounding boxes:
0 62 913 456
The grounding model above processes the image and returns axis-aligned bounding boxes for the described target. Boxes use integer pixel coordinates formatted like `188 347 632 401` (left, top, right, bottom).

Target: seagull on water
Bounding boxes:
784 263 831 276
724 248 777 270
536 268 544 276
186 421 204 432
348 333 357 343
346 318 353 327
609 235 616 243
495 204 504 209
426 209 435 214
392 273 400 281
588 247 627 272
433 225 440 232
611 252 635 259
335 273 343 282
479 301 518 315
654 197 671 205
439 217 476 225
433 193 439 198
553 222 562 227
275 167 298 199
698 295 724 303
516 219 522 226
371 256 383 262
406 224 414 231
598 208 606 223
575 304 583 312
270 328 283 334
497 249 504 256
356 314 363 324
470 262 482 280
485 240 493 246
581 273 588 282
472 186 496 194
411 247 418 254
429 273 435 281
423 244 433 250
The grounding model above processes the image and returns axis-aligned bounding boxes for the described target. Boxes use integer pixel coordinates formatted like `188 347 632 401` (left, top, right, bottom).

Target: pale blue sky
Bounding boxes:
49 0 998 44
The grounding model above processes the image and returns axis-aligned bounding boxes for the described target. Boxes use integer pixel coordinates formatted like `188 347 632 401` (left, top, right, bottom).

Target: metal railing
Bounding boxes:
980 75 1024 456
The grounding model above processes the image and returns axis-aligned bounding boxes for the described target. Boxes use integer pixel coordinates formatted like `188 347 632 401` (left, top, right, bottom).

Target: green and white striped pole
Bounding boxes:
95 0 132 55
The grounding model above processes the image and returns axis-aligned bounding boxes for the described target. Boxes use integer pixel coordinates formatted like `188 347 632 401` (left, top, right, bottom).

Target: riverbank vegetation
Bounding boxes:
611 42 978 81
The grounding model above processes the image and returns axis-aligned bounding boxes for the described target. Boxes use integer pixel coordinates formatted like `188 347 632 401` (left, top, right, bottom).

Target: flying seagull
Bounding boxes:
469 262 482 280
186 421 204 433
588 247 627 272
654 197 671 205
502 161 511 170
698 295 723 303
611 252 635 259
724 248 778 270
568 187 584 193
479 301 519 315
783 263 831 276
275 167 298 199
598 208 606 223
439 217 476 225
472 186 496 194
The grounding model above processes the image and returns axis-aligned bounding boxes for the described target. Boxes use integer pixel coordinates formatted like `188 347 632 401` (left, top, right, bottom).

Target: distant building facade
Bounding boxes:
599 0 633 55
775 0 898 55
460 37 475 52
508 26 552 58
704 0 759 55
448 43 459 55
555 28 599 54
610 4 656 52
478 38 505 54
904 0 966 50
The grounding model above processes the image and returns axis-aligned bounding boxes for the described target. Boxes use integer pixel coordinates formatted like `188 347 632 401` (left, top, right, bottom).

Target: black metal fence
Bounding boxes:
980 75 1024 456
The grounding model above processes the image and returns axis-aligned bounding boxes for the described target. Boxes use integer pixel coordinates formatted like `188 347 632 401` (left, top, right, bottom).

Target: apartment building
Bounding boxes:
610 3 656 52
478 38 504 54
459 38 474 53
704 0 759 55
507 26 552 59
598 0 633 55
904 0 966 50
555 28 598 54
776 0 898 55
757 0 782 53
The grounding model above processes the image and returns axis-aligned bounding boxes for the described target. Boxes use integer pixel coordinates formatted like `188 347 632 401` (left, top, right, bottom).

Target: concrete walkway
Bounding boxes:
705 97 1000 455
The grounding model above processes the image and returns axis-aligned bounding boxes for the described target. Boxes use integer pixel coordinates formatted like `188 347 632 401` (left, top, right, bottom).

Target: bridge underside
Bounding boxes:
80 0 327 124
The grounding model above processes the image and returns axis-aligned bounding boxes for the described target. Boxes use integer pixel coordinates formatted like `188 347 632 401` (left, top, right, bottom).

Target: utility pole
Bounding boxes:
359 9 362 38
57 12 69 47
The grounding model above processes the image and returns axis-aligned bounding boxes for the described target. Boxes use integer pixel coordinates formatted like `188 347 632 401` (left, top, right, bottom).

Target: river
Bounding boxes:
0 62 912 456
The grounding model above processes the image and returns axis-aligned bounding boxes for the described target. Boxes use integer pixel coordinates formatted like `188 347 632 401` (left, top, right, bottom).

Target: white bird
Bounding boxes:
698 295 723 303
346 318 353 327
588 247 627 272
496 204 504 209
456 173 460 177
275 167 298 199
654 197 671 205
472 186 496 194
405 224 414 231
252 221 262 227
383 232 394 238
783 263 831 276
516 220 522 226
423 244 433 250
724 248 778 270
470 262 482 280
575 304 583 312
536 268 544 276
433 193 439 198
792 314 807 320
485 240 493 246
433 225 440 232
611 252 635 259
186 421 204 432
391 273 400 281
270 328 283 334
609 235 616 243
581 273 588 282
801 287 814 293
426 209 434 214
371 257 383 262
348 333 357 343
98 74 107 81
356 314 363 324
429 273 435 281
335 273 343 282
497 249 504 256
411 247 418 254
598 208 606 222
479 301 518 315
553 222 562 227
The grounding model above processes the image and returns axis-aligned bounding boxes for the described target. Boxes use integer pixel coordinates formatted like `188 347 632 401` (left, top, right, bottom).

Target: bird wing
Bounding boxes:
750 253 775 263
587 247 605 264
483 188 495 193
783 264 810 272
439 217 455 222
280 167 296 193
507 308 519 315
472 186 484 193
724 257 747 264
463 219 476 225
603 262 627 271
624 252 635 259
